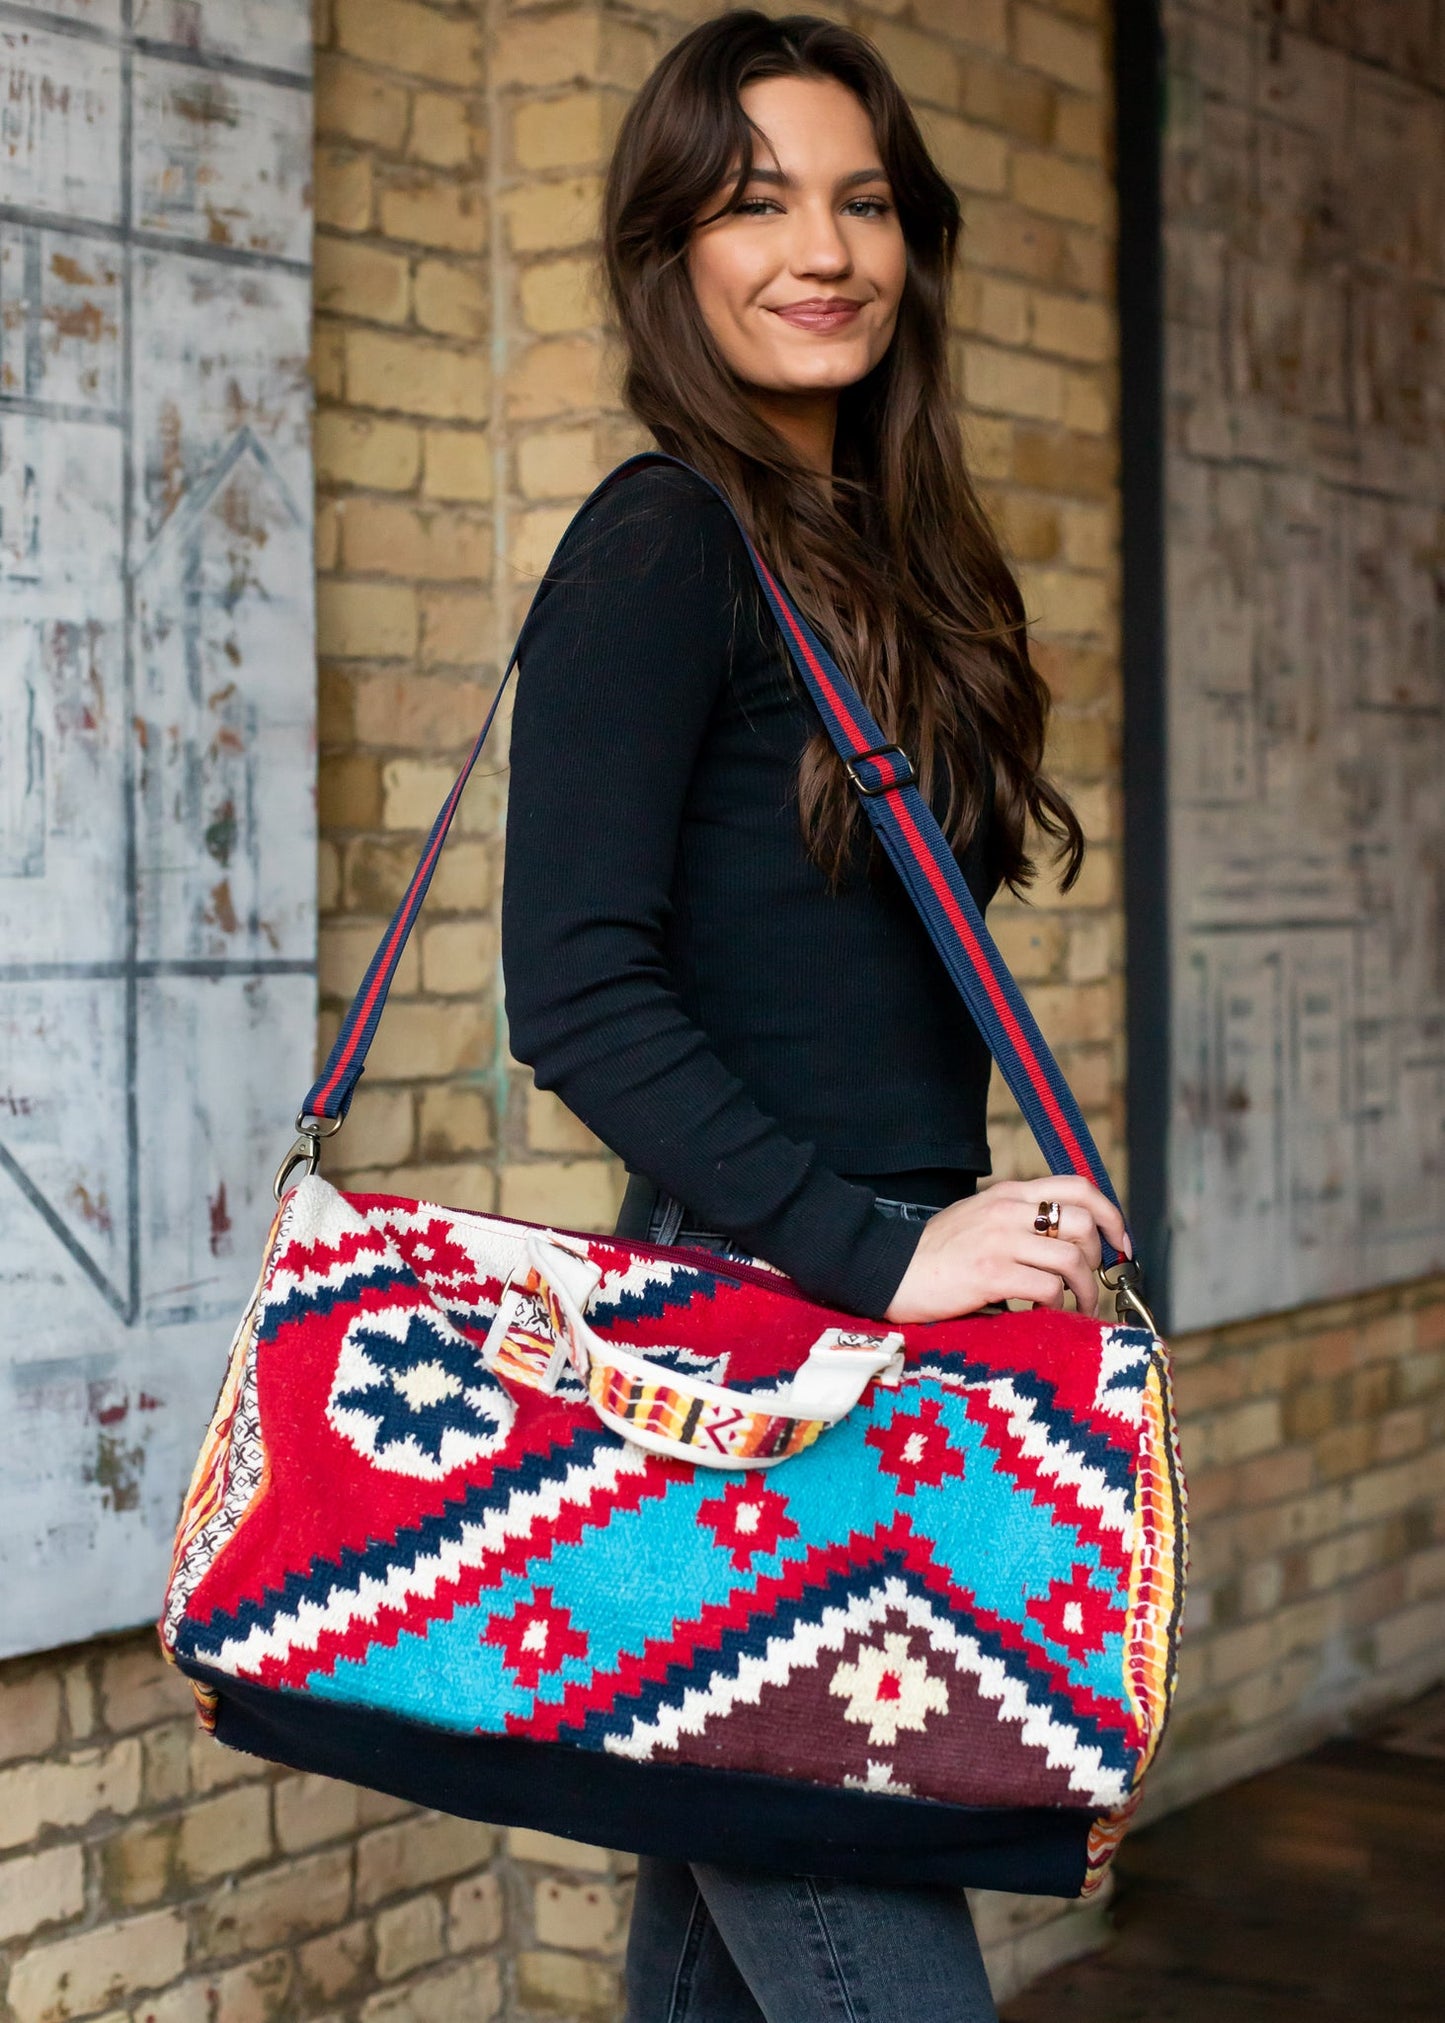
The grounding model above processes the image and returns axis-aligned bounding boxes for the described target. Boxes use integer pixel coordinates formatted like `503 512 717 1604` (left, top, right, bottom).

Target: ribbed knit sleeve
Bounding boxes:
501 467 922 1319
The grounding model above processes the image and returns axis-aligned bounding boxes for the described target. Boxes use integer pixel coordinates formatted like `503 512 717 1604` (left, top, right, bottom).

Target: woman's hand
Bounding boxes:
883 1176 1130 1325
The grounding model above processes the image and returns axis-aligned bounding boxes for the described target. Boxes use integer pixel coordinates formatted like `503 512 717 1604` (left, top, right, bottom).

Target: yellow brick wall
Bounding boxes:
0 1627 610 2023
313 0 505 1219
1154 1277 1445 1817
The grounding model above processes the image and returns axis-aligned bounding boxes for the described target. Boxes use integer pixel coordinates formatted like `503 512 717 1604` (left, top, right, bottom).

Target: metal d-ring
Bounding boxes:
1098 1255 1160 1336
272 1110 344 1202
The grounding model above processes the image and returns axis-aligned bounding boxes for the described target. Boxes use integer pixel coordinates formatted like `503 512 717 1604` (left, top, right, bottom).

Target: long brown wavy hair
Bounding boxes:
603 9 1083 890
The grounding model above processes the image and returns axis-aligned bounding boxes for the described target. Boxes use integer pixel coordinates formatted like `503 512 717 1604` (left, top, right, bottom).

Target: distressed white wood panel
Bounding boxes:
0 978 310 1651
0 23 122 226
133 0 312 77
0 228 123 409
0 414 127 962
0 979 132 1311
1163 10 1445 1329
131 252 313 965
132 55 312 262
2 2 123 27
137 974 314 1321
0 1 313 1660
0 609 129 954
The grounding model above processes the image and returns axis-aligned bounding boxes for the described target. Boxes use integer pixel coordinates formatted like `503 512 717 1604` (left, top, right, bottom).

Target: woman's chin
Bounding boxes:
747 354 880 399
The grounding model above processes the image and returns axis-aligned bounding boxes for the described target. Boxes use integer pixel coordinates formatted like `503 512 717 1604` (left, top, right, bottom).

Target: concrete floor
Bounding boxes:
1002 1689 1445 2022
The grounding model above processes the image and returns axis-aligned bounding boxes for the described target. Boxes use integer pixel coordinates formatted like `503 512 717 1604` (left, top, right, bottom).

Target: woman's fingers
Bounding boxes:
896 1176 1127 1321
1059 1206 1103 1270
992 1175 1129 1259
1018 1236 1098 1314
1002 1264 1071 1310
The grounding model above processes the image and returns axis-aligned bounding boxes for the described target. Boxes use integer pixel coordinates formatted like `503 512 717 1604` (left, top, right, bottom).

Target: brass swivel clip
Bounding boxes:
273 1110 344 1202
1097 1254 1161 1336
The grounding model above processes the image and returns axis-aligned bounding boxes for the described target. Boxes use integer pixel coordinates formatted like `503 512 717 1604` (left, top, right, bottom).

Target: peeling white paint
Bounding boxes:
1164 20 1445 1327
0 2 314 1659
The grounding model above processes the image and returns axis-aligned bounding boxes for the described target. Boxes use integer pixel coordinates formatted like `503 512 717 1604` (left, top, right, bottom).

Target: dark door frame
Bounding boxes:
1114 0 1173 1329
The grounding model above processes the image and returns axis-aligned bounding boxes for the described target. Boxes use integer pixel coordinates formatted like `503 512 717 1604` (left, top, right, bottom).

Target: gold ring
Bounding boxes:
1034 1199 1062 1237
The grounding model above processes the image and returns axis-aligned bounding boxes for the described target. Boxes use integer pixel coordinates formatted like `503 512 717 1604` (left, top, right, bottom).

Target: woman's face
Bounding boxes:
688 75 907 402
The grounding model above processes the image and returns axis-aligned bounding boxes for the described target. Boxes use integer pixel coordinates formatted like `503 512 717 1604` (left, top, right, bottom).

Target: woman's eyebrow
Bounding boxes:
741 165 891 190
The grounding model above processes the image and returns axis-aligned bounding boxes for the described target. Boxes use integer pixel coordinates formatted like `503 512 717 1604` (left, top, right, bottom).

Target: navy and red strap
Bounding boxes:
304 669 515 1128
303 453 1134 1273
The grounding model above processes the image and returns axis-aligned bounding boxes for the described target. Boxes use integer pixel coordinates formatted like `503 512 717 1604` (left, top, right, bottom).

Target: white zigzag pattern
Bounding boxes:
603 1575 1130 1809
912 1369 1133 1537
293 1199 709 1338
1095 1326 1151 1423
193 1440 651 1678
265 1232 397 1306
588 1255 700 1307
362 1199 525 1287
264 1183 521 1312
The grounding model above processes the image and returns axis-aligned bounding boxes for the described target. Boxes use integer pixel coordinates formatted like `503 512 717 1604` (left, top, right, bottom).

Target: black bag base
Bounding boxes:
184 1661 1095 1894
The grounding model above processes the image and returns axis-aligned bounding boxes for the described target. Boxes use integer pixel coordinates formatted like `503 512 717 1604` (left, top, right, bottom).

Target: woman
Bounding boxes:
503 13 1128 2019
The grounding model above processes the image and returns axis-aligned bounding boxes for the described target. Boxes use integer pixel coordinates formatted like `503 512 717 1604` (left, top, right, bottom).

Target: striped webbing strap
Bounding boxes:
303 454 1130 1269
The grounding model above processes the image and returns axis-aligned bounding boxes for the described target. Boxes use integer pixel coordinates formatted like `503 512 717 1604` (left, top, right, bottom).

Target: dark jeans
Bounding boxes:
624 1859 997 2023
621 1191 998 2023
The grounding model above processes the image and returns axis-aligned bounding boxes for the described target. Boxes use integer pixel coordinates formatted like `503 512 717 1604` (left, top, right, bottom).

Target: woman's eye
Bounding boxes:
734 196 782 216
844 196 892 219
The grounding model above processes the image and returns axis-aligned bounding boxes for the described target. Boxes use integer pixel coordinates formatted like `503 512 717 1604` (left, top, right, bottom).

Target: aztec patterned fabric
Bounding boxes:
162 1175 1185 1897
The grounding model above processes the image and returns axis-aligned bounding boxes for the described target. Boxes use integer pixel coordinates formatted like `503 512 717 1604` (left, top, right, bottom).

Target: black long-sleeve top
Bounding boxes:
502 463 1001 1318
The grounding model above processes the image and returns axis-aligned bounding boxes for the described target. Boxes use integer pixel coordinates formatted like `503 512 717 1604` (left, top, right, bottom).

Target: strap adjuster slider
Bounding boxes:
844 744 917 797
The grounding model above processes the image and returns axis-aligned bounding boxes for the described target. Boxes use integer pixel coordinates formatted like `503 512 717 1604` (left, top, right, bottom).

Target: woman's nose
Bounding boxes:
787 202 852 278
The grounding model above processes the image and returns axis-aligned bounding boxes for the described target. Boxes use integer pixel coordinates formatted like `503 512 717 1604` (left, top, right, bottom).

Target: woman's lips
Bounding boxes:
767 298 864 332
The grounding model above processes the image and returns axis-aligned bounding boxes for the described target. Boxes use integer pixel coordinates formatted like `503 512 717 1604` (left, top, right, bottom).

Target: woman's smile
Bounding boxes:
766 295 866 332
